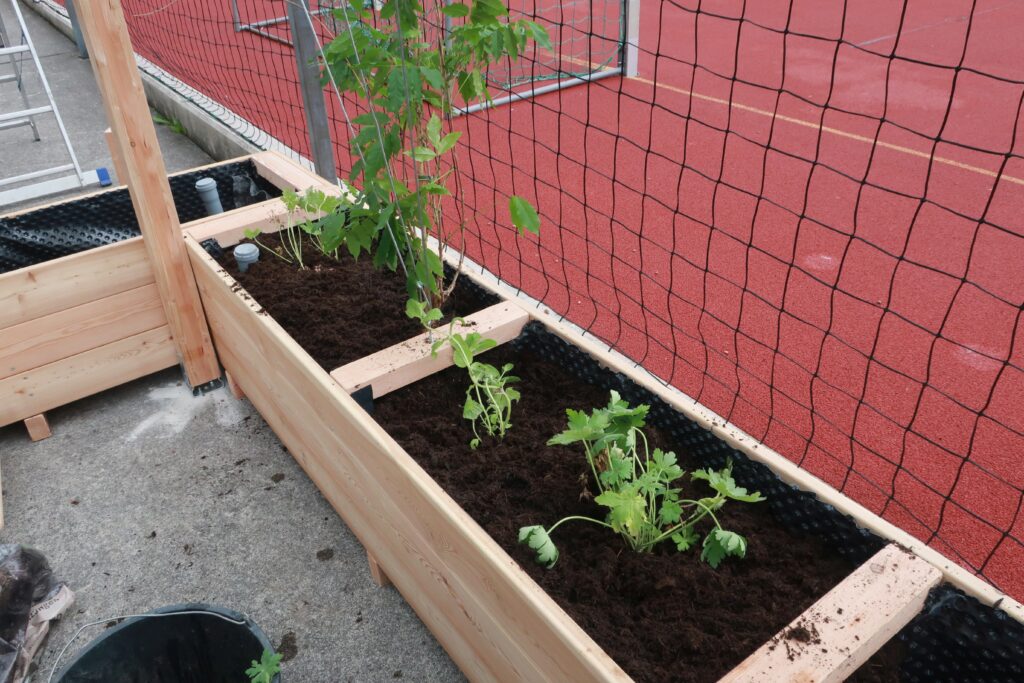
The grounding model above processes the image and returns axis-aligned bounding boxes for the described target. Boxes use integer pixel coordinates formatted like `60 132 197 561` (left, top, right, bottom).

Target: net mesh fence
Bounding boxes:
42 0 1024 601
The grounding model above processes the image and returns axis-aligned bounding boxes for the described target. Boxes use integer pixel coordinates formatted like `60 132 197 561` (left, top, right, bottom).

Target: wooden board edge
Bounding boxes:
330 301 530 398
720 544 941 682
24 414 52 442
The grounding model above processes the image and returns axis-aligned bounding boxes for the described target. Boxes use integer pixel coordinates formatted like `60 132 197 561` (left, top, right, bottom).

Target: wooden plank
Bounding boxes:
74 0 219 388
721 544 941 683
251 151 335 193
104 127 129 187
0 325 178 427
183 198 292 245
0 283 166 379
330 302 530 398
24 414 51 442
187 237 629 683
0 238 154 329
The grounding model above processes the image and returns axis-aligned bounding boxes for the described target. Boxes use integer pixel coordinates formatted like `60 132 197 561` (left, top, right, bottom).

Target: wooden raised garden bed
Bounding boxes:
0 152 322 438
182 165 946 682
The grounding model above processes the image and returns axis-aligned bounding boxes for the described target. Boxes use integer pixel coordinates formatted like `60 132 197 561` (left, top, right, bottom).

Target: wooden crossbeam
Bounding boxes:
329 302 530 399
720 544 941 683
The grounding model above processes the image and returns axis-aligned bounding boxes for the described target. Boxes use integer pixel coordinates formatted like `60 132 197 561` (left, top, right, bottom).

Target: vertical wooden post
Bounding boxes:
104 128 129 187
73 0 220 388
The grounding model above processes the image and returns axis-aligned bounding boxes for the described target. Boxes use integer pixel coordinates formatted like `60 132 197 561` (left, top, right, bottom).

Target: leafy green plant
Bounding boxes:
244 188 349 268
321 0 549 309
427 319 519 448
152 111 186 135
519 392 766 568
245 649 282 683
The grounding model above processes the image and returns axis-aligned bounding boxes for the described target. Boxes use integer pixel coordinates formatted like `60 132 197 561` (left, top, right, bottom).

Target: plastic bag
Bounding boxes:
0 545 73 683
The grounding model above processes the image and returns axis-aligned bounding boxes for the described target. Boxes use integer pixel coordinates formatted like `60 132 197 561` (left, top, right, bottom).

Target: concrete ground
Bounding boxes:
0 3 463 680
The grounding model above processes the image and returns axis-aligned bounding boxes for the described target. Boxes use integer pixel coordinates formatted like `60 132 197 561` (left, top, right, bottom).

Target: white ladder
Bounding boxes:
0 0 109 208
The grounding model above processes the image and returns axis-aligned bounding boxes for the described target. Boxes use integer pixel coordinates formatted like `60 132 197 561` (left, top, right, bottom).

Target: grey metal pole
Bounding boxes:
65 0 88 60
286 0 337 183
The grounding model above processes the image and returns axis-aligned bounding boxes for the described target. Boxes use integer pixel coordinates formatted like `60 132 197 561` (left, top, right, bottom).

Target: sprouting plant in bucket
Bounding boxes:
243 188 349 268
424 313 520 448
518 392 766 568
245 649 282 683
321 0 549 312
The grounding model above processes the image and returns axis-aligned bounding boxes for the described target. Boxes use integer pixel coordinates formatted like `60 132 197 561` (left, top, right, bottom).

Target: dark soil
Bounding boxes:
221 242 903 681
373 344 903 683
215 232 487 370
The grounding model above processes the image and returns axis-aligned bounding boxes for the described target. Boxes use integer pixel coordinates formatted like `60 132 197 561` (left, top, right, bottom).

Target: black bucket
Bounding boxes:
53 603 280 683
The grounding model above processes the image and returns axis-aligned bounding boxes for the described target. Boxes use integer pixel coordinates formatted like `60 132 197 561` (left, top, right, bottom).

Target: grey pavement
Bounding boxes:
0 3 464 680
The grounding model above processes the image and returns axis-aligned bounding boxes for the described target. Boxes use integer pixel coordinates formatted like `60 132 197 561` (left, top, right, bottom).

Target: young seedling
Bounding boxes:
519 392 765 568
243 188 350 268
424 316 520 448
245 649 282 683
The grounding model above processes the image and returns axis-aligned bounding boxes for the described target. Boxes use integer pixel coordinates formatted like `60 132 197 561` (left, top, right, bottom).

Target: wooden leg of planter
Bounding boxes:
720 544 941 683
225 372 245 400
366 550 391 588
104 128 129 187
330 302 530 398
24 414 51 442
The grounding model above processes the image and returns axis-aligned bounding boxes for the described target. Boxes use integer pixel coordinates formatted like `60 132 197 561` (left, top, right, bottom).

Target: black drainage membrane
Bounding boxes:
0 160 281 274
512 321 1024 681
52 603 280 683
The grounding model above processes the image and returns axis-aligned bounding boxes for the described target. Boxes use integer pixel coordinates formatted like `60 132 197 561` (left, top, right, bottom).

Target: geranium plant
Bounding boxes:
519 392 766 568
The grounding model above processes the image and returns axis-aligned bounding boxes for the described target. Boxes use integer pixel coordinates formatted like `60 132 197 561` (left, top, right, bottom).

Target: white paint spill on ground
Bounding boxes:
127 380 247 441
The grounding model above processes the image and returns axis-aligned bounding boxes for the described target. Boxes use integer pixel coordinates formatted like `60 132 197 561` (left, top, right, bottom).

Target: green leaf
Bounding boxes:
407 146 437 162
441 2 469 18
658 498 683 526
692 464 766 503
246 649 282 683
671 525 699 552
701 529 748 568
595 489 647 537
463 396 484 420
519 525 559 568
509 195 540 234
243 228 260 240
435 131 462 155
426 113 442 147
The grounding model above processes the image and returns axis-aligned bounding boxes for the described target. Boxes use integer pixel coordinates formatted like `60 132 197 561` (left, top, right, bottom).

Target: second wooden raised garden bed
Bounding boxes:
182 163 946 682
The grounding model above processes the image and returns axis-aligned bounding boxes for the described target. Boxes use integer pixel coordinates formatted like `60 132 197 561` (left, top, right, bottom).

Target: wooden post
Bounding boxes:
103 128 129 187
73 0 220 388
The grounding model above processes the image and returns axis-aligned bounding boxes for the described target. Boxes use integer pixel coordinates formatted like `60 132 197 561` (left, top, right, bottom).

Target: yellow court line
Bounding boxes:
555 54 1024 187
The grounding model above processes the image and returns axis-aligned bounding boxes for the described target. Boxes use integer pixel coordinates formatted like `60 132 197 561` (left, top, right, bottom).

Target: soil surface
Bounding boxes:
372 345 903 682
216 232 488 370
219 243 902 681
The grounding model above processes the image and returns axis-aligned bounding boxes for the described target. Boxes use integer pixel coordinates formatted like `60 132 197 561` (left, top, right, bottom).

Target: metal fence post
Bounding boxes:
623 0 640 78
65 0 88 59
286 0 337 183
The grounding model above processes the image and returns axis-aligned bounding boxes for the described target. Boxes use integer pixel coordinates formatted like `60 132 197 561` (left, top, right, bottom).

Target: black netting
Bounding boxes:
39 0 1024 621
0 160 279 272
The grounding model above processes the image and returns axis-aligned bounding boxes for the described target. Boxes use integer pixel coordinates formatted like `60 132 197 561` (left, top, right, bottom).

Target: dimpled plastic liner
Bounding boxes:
898 584 1024 682
0 160 280 273
512 320 1024 678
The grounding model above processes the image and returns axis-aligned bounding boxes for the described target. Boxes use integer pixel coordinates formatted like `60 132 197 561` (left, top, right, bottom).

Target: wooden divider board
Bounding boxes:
721 544 941 682
330 302 530 398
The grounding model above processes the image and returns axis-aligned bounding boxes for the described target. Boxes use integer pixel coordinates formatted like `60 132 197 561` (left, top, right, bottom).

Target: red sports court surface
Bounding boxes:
108 0 1024 600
